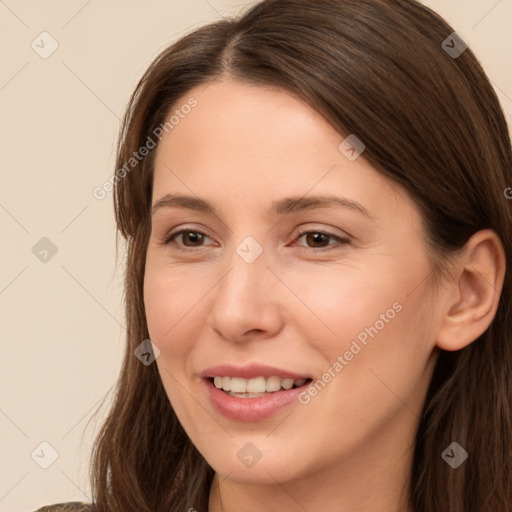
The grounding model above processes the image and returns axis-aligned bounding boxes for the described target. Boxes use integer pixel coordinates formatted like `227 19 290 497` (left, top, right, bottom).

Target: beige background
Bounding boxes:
0 1 510 510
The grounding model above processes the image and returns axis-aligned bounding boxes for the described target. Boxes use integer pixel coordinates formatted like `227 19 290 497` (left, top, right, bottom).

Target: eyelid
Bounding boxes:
162 224 351 251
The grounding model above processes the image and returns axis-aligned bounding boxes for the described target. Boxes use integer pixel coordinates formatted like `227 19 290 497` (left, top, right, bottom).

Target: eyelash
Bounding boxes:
162 228 350 253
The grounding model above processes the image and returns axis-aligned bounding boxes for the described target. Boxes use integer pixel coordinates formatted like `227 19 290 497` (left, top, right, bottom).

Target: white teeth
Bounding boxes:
221 376 231 391
230 377 247 393
246 376 266 393
212 375 309 393
228 391 267 398
266 376 281 392
281 378 294 390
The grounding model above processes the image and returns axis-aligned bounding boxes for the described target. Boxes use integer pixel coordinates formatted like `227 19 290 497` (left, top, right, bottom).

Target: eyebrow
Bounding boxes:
151 193 372 219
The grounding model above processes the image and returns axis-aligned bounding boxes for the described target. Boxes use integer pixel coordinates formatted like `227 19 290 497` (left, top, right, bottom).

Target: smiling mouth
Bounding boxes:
208 376 313 398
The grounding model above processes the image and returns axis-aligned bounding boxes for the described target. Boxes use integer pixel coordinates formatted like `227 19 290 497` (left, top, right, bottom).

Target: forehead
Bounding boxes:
157 80 340 165
151 80 413 223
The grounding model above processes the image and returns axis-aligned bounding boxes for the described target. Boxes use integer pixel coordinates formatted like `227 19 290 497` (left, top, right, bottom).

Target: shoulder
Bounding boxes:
33 502 93 512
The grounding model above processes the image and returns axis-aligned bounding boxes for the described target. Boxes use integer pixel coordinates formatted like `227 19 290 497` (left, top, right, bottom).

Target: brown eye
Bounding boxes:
295 230 350 251
304 232 330 248
179 231 205 247
164 229 211 249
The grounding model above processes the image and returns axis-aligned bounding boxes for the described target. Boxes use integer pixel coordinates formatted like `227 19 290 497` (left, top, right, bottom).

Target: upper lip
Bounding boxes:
201 363 312 380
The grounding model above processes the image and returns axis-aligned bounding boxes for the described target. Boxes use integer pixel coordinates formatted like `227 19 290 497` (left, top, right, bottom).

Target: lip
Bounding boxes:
201 363 312 380
202 377 311 422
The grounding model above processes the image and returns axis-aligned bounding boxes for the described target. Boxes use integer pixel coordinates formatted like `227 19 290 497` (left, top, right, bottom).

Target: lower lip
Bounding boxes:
203 378 311 422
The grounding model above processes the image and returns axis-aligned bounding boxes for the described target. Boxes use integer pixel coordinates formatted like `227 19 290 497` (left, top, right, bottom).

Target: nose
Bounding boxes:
207 244 285 344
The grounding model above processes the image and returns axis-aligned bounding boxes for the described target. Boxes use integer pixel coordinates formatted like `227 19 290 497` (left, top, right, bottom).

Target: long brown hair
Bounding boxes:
88 1 512 510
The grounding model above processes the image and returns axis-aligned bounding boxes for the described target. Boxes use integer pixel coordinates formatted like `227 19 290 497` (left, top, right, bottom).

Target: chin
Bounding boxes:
206 448 306 484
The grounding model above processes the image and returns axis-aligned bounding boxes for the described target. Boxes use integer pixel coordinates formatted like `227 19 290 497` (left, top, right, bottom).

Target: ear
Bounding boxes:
435 229 506 351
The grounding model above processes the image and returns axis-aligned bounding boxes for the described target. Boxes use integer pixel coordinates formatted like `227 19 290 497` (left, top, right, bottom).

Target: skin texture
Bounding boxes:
143 80 506 512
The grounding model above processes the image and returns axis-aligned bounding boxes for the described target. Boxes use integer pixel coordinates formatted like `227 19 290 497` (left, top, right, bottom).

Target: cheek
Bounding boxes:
288 264 434 407
143 271 174 343
313 286 434 429
279 264 402 352
143 260 204 345
144 264 204 420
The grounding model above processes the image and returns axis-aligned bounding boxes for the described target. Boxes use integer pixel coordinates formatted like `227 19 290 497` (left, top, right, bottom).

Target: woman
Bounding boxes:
35 0 512 510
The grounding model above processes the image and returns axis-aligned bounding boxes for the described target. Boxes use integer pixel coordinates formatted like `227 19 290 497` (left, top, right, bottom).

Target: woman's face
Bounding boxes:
144 79 440 484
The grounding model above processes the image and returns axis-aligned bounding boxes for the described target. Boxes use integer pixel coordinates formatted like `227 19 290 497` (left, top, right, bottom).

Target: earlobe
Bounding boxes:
435 229 506 352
